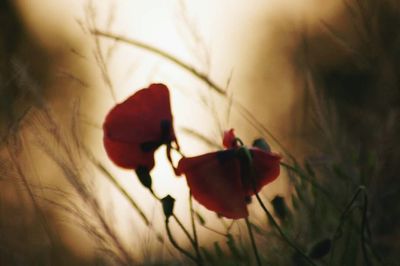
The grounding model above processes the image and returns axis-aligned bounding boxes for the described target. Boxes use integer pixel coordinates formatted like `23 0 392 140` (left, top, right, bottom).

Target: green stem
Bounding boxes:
255 193 316 266
83 146 152 227
149 190 196 248
361 192 371 266
199 224 227 237
245 217 262 266
333 186 365 240
165 218 197 263
189 192 203 265
331 186 380 265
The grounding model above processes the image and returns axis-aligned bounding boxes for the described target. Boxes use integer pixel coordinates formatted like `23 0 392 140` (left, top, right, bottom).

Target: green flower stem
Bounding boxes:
199 224 227 237
330 186 380 266
149 190 197 249
189 192 203 265
83 147 168 245
255 193 317 266
245 217 262 266
361 191 371 266
332 187 366 245
165 218 197 263
237 146 313 265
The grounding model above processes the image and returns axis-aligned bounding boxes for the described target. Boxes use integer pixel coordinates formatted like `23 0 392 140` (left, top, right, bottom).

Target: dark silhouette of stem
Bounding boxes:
7 145 60 264
92 30 222 94
255 193 316 266
189 192 203 265
165 219 197 263
330 186 380 265
361 192 371 266
149 190 196 248
245 217 262 266
84 147 151 227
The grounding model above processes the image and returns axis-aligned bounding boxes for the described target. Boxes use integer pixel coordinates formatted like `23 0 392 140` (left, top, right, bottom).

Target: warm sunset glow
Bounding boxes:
8 0 343 262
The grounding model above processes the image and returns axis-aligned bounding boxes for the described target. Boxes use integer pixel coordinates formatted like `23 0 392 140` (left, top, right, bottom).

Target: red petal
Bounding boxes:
243 148 281 196
223 129 238 149
104 84 175 143
177 151 248 219
103 83 175 170
103 137 155 169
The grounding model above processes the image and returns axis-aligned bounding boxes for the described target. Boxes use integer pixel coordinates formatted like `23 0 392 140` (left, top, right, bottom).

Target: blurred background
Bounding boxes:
1 0 399 265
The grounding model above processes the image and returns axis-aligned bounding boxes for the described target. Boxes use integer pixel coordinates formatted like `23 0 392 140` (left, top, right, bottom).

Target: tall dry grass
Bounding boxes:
0 0 399 265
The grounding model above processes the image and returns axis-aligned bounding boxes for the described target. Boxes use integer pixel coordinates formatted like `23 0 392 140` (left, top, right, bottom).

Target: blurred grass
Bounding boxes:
1 0 400 265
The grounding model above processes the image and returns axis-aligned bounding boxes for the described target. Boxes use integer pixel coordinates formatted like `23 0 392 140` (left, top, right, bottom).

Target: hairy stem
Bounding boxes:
245 217 262 266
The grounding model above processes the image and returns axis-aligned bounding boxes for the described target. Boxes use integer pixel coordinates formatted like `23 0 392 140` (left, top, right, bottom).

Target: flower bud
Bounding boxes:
161 195 175 219
252 138 271 152
271 195 287 220
135 166 152 190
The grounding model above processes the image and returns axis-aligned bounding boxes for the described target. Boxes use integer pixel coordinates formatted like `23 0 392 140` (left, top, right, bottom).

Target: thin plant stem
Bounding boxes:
173 213 196 247
245 217 262 266
35 129 134 265
189 192 203 265
7 144 60 262
254 193 316 266
92 30 221 94
83 146 177 252
84 146 151 227
90 198 135 266
330 186 380 265
165 218 197 263
149 190 196 248
361 192 371 266
199 224 227 237
332 186 366 242
85 4 117 102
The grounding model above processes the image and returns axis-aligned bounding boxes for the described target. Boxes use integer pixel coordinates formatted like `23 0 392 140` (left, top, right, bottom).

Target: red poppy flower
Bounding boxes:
177 130 280 219
103 83 176 170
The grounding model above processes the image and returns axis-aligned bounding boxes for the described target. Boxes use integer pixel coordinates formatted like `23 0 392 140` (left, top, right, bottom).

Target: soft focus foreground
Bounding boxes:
0 0 399 265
